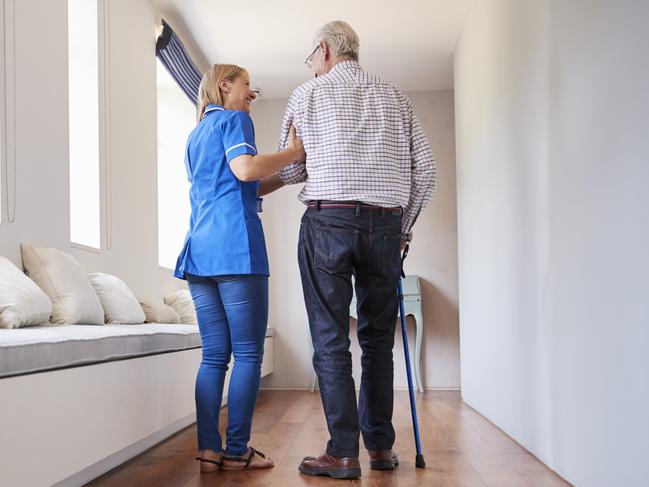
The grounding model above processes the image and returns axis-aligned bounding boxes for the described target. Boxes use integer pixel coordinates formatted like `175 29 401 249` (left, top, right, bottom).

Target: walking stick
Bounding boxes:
398 244 426 468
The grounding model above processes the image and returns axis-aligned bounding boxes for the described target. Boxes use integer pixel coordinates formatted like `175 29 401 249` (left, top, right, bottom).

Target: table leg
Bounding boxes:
413 308 424 392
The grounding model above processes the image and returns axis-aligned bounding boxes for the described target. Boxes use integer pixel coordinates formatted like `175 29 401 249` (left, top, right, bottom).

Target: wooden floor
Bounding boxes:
86 390 570 487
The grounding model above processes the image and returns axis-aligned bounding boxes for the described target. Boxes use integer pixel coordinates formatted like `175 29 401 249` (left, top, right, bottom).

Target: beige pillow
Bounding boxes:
20 243 104 325
140 302 181 324
163 290 197 324
0 256 52 328
87 273 146 324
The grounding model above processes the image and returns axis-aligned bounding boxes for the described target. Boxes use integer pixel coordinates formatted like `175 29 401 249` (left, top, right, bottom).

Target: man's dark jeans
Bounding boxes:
298 204 402 458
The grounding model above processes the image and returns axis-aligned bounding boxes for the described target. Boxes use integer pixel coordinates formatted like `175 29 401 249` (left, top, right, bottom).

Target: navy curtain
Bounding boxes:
155 19 202 105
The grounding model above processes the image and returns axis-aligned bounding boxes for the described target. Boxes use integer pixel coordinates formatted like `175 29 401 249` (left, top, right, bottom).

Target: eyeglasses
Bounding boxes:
304 45 321 69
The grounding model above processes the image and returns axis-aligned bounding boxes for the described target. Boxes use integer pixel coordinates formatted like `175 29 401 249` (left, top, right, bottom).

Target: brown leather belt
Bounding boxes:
306 200 402 214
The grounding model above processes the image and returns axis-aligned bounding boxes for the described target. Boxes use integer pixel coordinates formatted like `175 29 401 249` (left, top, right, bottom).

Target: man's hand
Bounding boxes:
400 232 412 251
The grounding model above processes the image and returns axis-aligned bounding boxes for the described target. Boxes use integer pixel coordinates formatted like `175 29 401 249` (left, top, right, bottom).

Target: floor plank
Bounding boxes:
86 390 571 487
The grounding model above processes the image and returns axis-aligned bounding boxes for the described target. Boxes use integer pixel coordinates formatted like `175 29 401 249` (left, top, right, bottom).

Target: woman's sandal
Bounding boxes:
195 455 222 473
222 447 274 471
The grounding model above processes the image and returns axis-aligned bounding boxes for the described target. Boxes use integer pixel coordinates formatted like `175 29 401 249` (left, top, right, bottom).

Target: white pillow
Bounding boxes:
20 243 104 325
140 302 181 324
87 273 146 324
164 290 197 324
0 256 52 328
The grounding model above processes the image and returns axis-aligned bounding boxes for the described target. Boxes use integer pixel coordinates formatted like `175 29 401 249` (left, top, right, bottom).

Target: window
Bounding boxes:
156 58 194 269
68 0 100 248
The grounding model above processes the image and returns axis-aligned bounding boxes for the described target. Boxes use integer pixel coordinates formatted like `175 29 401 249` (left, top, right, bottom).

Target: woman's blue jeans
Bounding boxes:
186 274 268 456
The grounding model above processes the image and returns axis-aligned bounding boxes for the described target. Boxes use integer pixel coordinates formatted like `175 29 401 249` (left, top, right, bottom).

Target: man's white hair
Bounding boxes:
314 20 359 61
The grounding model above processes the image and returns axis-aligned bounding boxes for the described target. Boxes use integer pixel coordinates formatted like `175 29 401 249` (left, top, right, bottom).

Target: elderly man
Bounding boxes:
269 20 437 479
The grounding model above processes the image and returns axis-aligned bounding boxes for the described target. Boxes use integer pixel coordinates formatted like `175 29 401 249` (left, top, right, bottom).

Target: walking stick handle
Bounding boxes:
400 243 410 278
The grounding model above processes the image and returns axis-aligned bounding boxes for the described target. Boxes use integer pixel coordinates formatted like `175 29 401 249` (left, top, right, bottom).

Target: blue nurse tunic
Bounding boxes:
174 104 269 279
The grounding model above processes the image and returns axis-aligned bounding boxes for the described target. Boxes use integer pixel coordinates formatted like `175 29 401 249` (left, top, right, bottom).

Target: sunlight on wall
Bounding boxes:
156 58 193 269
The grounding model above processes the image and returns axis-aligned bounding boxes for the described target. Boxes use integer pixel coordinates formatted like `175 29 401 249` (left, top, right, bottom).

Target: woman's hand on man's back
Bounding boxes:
287 125 306 162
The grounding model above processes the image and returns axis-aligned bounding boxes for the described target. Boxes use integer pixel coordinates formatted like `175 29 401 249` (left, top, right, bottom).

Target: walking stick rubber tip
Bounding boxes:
415 455 426 468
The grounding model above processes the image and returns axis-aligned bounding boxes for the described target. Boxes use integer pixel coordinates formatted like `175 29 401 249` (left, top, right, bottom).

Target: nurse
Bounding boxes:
174 64 305 472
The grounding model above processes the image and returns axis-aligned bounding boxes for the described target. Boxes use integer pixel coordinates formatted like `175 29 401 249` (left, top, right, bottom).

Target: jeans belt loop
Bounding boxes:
316 200 321 211
381 207 386 217
355 203 361 217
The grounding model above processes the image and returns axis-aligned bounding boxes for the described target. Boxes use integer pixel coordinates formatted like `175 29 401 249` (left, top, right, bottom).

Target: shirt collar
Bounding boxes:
329 60 363 75
202 104 225 118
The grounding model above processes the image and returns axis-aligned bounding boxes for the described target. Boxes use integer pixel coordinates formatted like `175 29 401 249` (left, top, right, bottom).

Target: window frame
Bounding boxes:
0 0 5 224
0 0 16 225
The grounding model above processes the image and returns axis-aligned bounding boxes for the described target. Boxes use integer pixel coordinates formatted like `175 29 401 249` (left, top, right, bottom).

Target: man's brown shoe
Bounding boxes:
368 450 399 470
299 453 361 479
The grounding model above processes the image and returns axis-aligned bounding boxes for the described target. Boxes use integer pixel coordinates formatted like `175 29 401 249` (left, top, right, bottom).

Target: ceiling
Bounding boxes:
151 0 470 99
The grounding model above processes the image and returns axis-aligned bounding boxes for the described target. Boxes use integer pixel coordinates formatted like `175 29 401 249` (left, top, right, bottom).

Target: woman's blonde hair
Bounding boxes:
196 64 246 122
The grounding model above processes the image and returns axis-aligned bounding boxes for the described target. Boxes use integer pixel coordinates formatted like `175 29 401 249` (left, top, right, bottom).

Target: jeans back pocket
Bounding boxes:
383 234 402 277
314 226 359 275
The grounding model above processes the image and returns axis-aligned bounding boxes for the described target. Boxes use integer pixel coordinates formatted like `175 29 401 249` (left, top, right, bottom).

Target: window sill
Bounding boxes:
70 242 101 254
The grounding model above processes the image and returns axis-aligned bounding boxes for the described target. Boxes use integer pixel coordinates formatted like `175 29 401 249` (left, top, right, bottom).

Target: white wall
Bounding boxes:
253 91 460 390
455 1 649 486
0 0 70 260
0 0 186 303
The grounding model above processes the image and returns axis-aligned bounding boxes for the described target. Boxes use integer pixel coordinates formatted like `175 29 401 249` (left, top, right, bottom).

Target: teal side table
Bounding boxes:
350 275 424 392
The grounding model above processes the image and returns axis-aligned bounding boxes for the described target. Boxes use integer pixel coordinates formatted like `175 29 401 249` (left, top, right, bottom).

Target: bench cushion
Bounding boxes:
0 323 201 378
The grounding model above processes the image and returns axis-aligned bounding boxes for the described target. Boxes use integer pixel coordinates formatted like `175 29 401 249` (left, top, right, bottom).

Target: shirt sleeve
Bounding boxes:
277 91 307 185
222 111 258 164
402 97 437 234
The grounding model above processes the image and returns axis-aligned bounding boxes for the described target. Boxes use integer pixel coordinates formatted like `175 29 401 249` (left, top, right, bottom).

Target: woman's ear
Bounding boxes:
219 78 231 94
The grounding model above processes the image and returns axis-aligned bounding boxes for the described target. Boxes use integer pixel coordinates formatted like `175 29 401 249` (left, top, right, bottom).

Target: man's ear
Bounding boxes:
321 42 330 61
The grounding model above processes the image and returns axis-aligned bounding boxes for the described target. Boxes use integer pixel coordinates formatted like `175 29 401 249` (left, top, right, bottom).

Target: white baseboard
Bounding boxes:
257 386 316 392
259 386 461 391
52 413 196 487
420 387 461 391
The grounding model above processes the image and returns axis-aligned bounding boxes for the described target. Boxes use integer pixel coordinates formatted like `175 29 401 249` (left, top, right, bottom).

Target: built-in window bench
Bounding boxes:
0 323 274 487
